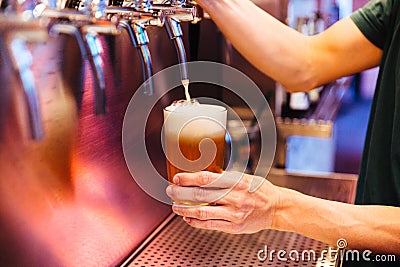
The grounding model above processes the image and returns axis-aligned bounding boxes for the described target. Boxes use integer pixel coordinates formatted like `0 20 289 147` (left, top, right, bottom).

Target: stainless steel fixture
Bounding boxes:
105 0 202 84
34 3 119 114
117 19 154 94
126 215 337 267
164 16 188 82
0 22 47 140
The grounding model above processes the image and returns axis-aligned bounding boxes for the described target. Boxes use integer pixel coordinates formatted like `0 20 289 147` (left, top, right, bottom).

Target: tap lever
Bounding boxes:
171 0 185 6
133 0 151 11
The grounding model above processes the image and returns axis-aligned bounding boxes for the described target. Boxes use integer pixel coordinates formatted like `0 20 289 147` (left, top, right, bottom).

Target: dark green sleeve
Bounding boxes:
350 0 395 49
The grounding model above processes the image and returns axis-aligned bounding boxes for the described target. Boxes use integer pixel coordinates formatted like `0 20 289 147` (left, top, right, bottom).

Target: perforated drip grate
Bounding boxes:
127 216 337 267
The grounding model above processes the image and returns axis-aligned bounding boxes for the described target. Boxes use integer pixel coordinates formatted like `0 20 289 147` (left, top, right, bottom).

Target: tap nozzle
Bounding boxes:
81 28 107 114
1 27 47 141
164 16 188 82
10 38 44 140
81 23 118 115
118 20 154 95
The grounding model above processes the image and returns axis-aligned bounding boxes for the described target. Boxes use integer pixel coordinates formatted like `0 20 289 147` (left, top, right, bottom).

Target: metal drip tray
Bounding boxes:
124 215 337 267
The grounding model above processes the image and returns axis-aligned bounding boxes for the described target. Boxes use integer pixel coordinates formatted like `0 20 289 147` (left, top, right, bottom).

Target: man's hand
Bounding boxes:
166 171 283 234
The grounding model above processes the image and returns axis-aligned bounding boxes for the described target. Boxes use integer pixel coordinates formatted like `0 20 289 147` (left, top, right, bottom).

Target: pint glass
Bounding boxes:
163 100 227 183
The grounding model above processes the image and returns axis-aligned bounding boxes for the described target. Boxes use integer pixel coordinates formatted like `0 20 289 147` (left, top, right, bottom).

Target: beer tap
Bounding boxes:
34 0 119 115
105 0 157 95
0 0 48 140
0 27 47 140
105 0 202 90
117 20 154 95
81 24 117 114
164 16 188 83
160 0 202 83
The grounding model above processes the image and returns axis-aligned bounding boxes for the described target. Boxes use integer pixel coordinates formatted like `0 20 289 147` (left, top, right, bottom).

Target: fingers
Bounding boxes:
173 205 246 234
182 217 242 234
173 204 250 224
172 204 237 221
173 171 245 189
166 185 231 205
167 171 258 205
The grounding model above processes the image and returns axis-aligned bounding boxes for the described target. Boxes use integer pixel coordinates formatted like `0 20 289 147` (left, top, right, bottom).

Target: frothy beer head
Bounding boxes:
163 100 227 183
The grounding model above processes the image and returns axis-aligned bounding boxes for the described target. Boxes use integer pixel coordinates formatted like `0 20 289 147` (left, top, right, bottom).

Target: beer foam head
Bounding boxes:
164 100 227 137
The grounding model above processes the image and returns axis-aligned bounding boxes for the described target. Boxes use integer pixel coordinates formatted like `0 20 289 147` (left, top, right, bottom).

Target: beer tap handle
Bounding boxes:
186 0 203 23
164 16 188 82
133 0 151 11
3 33 46 140
118 20 154 95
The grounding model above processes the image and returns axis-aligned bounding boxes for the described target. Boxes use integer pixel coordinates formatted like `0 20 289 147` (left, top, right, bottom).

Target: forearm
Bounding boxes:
197 0 315 91
274 187 400 254
196 0 382 92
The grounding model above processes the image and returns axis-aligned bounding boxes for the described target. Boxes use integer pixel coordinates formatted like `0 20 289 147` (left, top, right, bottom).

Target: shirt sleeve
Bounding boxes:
350 0 395 49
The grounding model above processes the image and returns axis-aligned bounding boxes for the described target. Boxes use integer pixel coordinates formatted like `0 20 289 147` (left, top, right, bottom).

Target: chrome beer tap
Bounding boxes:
105 0 160 95
81 23 118 114
34 0 119 115
0 0 48 140
92 0 156 95
164 16 188 82
0 26 47 140
117 19 154 94
105 0 202 90
159 0 202 83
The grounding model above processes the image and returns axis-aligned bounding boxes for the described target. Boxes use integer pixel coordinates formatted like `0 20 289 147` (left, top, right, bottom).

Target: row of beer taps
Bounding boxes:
0 0 202 140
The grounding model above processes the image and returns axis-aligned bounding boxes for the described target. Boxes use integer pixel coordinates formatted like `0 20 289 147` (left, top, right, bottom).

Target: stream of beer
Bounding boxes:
182 79 191 101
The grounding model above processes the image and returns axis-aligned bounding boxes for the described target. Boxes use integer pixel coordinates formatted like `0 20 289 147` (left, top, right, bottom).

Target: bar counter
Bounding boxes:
122 169 358 266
